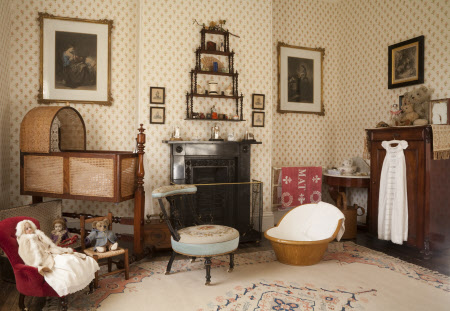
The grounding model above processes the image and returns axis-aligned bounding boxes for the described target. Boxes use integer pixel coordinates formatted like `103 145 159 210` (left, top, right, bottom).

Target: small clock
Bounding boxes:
429 99 449 125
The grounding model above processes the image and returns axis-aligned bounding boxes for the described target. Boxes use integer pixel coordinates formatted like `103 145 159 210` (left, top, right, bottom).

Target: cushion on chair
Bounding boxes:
84 247 126 259
171 225 239 257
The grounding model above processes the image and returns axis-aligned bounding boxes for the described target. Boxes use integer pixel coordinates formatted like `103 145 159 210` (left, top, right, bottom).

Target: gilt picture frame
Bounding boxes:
388 36 424 89
38 12 113 105
277 42 324 115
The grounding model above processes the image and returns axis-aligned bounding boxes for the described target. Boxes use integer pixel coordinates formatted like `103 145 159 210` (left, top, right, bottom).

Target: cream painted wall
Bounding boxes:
0 0 12 210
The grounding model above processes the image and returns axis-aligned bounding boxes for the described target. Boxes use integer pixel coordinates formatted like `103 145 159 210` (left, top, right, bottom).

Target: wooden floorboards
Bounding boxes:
1 232 448 310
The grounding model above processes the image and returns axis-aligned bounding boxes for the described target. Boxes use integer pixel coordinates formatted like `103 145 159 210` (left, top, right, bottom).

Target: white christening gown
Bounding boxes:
378 140 408 245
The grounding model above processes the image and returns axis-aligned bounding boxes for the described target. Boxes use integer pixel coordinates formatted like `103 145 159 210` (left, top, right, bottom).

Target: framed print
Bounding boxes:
252 111 265 127
150 87 165 104
38 12 113 105
429 98 449 125
277 42 324 115
150 107 165 124
252 94 265 110
388 36 424 89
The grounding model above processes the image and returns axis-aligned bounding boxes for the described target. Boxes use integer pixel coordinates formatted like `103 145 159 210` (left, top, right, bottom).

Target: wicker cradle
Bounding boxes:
20 107 138 202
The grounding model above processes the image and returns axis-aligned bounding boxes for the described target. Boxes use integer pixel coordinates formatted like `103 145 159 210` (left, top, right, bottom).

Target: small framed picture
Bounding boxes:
150 107 165 124
252 111 265 127
388 36 424 89
150 87 165 104
252 94 265 110
429 98 449 125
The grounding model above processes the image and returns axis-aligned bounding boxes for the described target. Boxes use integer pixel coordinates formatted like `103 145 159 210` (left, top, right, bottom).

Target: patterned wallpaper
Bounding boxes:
2 0 449 222
139 0 273 215
7 0 139 215
0 0 12 210
272 0 450 220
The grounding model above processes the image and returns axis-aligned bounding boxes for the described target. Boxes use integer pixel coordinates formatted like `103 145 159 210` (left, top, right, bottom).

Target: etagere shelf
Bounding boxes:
186 27 244 122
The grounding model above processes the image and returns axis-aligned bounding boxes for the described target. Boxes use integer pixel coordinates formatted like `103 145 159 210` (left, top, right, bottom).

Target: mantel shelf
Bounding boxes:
199 49 232 56
201 29 229 35
163 140 262 144
184 118 245 122
189 93 241 99
193 70 236 77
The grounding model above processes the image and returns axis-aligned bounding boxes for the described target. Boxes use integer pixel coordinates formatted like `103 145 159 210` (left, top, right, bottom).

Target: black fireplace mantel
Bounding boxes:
163 140 262 241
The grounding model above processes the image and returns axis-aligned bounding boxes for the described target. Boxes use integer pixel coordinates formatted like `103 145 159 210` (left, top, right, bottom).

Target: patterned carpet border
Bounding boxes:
47 241 449 310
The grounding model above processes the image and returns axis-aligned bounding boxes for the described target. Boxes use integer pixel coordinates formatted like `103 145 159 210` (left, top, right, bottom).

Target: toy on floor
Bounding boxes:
85 218 118 252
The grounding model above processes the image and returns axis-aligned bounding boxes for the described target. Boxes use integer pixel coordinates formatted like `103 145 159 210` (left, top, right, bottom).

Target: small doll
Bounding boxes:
51 217 77 247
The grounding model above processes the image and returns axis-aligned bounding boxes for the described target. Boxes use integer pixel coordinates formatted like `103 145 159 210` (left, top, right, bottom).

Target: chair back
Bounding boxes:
152 185 198 241
80 212 113 250
0 216 40 267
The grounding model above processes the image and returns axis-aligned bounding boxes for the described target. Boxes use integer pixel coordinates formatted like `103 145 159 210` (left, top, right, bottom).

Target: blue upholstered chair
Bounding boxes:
152 185 239 285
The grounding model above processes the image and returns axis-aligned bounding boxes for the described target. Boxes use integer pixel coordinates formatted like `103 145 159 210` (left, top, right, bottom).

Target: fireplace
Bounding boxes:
165 141 262 242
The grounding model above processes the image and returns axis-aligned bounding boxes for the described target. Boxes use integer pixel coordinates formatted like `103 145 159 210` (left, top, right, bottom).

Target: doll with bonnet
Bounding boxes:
16 219 99 296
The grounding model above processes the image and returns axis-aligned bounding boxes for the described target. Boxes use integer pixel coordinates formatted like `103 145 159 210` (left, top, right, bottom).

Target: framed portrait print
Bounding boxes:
277 42 324 115
429 98 449 125
388 36 424 89
252 94 265 110
150 87 165 104
252 111 265 127
38 13 113 105
150 107 165 124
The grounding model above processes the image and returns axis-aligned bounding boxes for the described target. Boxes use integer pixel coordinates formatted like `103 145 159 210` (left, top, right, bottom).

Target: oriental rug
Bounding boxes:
44 242 449 310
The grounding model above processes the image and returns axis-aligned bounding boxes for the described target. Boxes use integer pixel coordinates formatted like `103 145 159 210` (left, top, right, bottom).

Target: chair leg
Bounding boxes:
108 257 112 272
93 255 99 289
18 293 26 311
204 257 212 286
228 253 234 272
60 296 68 311
165 251 176 275
124 249 130 280
87 280 94 295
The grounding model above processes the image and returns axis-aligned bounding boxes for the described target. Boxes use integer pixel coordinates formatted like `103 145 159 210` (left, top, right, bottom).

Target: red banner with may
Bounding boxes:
280 167 322 209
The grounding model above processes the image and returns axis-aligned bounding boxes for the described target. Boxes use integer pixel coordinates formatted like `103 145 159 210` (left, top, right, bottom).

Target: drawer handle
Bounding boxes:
393 133 400 139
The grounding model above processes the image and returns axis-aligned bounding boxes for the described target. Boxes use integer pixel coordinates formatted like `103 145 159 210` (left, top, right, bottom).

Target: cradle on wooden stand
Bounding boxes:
20 106 146 256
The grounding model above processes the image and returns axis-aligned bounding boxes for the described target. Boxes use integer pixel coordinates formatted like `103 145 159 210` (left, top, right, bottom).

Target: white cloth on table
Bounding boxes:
378 140 408 245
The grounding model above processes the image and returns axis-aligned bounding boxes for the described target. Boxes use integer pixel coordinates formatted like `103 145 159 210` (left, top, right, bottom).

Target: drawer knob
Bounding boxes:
393 133 400 139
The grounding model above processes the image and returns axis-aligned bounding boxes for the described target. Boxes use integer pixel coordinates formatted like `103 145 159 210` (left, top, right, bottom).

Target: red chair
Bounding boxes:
0 216 69 310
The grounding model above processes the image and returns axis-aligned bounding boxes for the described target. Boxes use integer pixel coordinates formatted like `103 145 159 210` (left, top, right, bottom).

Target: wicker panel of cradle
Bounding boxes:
121 157 136 197
24 155 64 194
69 157 114 198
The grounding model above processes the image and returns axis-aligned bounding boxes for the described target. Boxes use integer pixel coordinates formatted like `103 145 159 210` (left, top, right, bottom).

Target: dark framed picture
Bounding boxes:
150 107 165 124
388 36 424 89
150 87 165 104
277 42 324 115
429 98 449 125
252 94 265 110
38 12 113 105
252 111 265 127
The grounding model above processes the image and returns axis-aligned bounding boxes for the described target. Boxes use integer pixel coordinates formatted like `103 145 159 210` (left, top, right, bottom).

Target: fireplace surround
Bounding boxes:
164 141 262 242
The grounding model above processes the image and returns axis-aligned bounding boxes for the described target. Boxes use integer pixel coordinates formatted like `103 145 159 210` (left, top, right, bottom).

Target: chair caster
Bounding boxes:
227 268 234 273
205 281 211 286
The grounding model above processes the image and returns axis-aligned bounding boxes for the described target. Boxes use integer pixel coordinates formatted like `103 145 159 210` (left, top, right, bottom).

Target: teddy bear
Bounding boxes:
403 86 432 125
85 218 118 252
396 102 419 126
